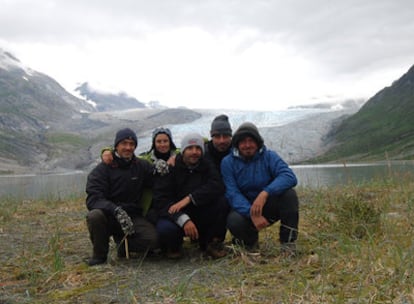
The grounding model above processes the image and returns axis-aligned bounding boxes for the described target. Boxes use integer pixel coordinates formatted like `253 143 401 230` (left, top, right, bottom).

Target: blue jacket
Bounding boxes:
221 146 297 217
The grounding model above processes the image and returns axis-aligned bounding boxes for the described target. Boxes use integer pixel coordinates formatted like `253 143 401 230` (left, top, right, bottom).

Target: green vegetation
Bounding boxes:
46 132 88 147
315 65 414 162
1 172 414 303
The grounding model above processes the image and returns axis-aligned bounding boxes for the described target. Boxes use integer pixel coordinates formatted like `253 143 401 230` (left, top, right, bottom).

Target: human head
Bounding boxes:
151 127 176 153
181 132 204 166
100 147 113 164
210 114 232 153
114 128 137 159
114 128 137 148
232 122 264 159
210 114 232 137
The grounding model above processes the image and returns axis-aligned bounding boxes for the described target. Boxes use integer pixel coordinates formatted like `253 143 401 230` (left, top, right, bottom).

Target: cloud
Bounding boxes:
1 0 414 110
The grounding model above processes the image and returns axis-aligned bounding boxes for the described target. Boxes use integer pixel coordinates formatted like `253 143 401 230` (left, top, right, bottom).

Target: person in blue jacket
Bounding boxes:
221 122 299 255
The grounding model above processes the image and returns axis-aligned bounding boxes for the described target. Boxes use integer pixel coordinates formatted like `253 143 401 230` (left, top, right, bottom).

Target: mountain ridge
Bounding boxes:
313 64 414 162
1 48 414 173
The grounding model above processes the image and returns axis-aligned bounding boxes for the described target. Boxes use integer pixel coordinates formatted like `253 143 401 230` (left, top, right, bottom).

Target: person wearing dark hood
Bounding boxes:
85 128 158 266
139 127 179 175
221 122 299 255
138 127 180 214
148 132 228 259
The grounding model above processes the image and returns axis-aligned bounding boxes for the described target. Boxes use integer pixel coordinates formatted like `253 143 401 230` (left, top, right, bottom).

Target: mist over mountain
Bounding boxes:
314 64 414 162
1 48 413 173
75 82 147 111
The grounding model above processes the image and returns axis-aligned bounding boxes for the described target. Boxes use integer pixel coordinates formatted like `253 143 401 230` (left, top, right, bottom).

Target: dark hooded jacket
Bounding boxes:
203 140 230 175
148 153 225 224
86 153 154 217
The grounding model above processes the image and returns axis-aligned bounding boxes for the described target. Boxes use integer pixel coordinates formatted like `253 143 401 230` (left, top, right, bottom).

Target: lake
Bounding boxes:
1 161 413 200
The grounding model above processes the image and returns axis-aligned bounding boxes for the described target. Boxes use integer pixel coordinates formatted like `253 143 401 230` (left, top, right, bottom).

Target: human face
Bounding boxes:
154 133 171 154
211 134 232 153
182 145 202 166
115 139 136 159
101 150 113 164
238 136 258 159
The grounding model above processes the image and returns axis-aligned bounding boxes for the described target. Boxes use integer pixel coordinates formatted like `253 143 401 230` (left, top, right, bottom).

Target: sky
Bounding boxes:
1 0 414 111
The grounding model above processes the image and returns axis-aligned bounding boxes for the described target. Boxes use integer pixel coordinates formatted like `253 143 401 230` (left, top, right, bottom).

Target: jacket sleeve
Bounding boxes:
263 151 297 195
221 157 252 218
85 163 118 215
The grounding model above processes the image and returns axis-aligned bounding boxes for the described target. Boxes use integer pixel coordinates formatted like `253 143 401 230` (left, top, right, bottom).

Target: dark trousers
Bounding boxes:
226 188 299 248
86 209 158 259
156 196 229 252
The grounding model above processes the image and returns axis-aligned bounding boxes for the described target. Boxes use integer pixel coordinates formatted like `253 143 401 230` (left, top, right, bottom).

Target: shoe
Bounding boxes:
87 257 107 266
166 250 183 259
231 238 260 254
246 242 260 253
206 241 227 259
280 242 297 257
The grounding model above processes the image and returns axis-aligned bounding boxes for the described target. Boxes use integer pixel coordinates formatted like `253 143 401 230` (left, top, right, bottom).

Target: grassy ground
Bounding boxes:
1 172 414 303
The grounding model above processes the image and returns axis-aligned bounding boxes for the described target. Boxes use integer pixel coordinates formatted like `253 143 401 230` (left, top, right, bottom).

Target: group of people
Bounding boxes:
85 114 300 266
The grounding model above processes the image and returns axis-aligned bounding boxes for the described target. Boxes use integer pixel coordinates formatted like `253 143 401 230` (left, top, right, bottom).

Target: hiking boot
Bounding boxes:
166 250 183 259
87 257 107 266
280 242 297 257
206 241 227 259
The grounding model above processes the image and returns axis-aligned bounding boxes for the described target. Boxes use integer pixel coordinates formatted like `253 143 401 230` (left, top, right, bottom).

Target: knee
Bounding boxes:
157 219 181 238
226 210 246 231
86 209 107 226
281 189 299 211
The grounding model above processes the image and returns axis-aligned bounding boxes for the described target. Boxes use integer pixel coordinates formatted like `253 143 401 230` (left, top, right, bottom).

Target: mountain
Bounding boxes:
0 49 104 170
75 82 146 111
0 49 202 173
314 64 414 162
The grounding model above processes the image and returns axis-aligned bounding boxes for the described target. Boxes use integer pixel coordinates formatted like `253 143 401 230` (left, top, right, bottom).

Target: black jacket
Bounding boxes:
148 153 225 223
204 140 230 175
86 154 153 216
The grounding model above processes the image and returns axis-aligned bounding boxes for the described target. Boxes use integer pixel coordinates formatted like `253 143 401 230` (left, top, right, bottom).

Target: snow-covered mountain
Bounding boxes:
117 105 361 163
0 48 361 173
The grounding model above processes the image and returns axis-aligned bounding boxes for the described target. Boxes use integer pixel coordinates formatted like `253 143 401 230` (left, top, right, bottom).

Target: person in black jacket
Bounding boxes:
203 114 233 245
204 114 233 173
85 128 158 266
148 132 228 259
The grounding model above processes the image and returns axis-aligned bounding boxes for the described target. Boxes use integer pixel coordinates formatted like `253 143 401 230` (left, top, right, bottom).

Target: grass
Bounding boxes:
1 173 414 303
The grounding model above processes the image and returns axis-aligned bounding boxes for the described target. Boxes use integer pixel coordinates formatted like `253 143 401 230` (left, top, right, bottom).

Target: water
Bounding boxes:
0 171 87 201
1 161 413 200
292 161 414 188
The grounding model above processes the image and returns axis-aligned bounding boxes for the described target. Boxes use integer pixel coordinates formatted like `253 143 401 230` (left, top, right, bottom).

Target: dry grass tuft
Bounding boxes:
1 173 414 303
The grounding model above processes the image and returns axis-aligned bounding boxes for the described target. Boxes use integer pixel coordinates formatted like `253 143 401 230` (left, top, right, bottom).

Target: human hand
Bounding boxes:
251 215 269 231
183 220 199 240
168 197 190 214
167 154 176 166
250 191 268 217
114 207 134 235
154 159 169 176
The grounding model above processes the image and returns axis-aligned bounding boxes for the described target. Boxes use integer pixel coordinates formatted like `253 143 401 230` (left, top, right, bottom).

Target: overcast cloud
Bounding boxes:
1 0 414 110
